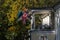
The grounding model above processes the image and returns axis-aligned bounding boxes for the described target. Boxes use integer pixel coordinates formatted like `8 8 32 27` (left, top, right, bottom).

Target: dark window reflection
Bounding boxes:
41 36 48 40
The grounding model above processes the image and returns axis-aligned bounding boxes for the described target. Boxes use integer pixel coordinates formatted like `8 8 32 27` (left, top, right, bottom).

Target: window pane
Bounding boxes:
34 11 55 31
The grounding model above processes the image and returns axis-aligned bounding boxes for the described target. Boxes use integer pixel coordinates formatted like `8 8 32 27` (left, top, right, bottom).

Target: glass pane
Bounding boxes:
34 12 55 31
35 14 42 29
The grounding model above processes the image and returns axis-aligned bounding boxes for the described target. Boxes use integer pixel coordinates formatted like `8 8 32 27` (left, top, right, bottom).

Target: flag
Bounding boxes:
17 11 23 21
17 11 23 19
22 12 28 24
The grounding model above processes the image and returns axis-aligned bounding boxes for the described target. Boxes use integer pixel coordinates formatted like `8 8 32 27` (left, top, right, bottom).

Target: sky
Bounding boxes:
42 16 50 25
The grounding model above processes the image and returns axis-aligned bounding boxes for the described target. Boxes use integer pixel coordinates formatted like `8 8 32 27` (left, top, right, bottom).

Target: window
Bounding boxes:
31 10 55 31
